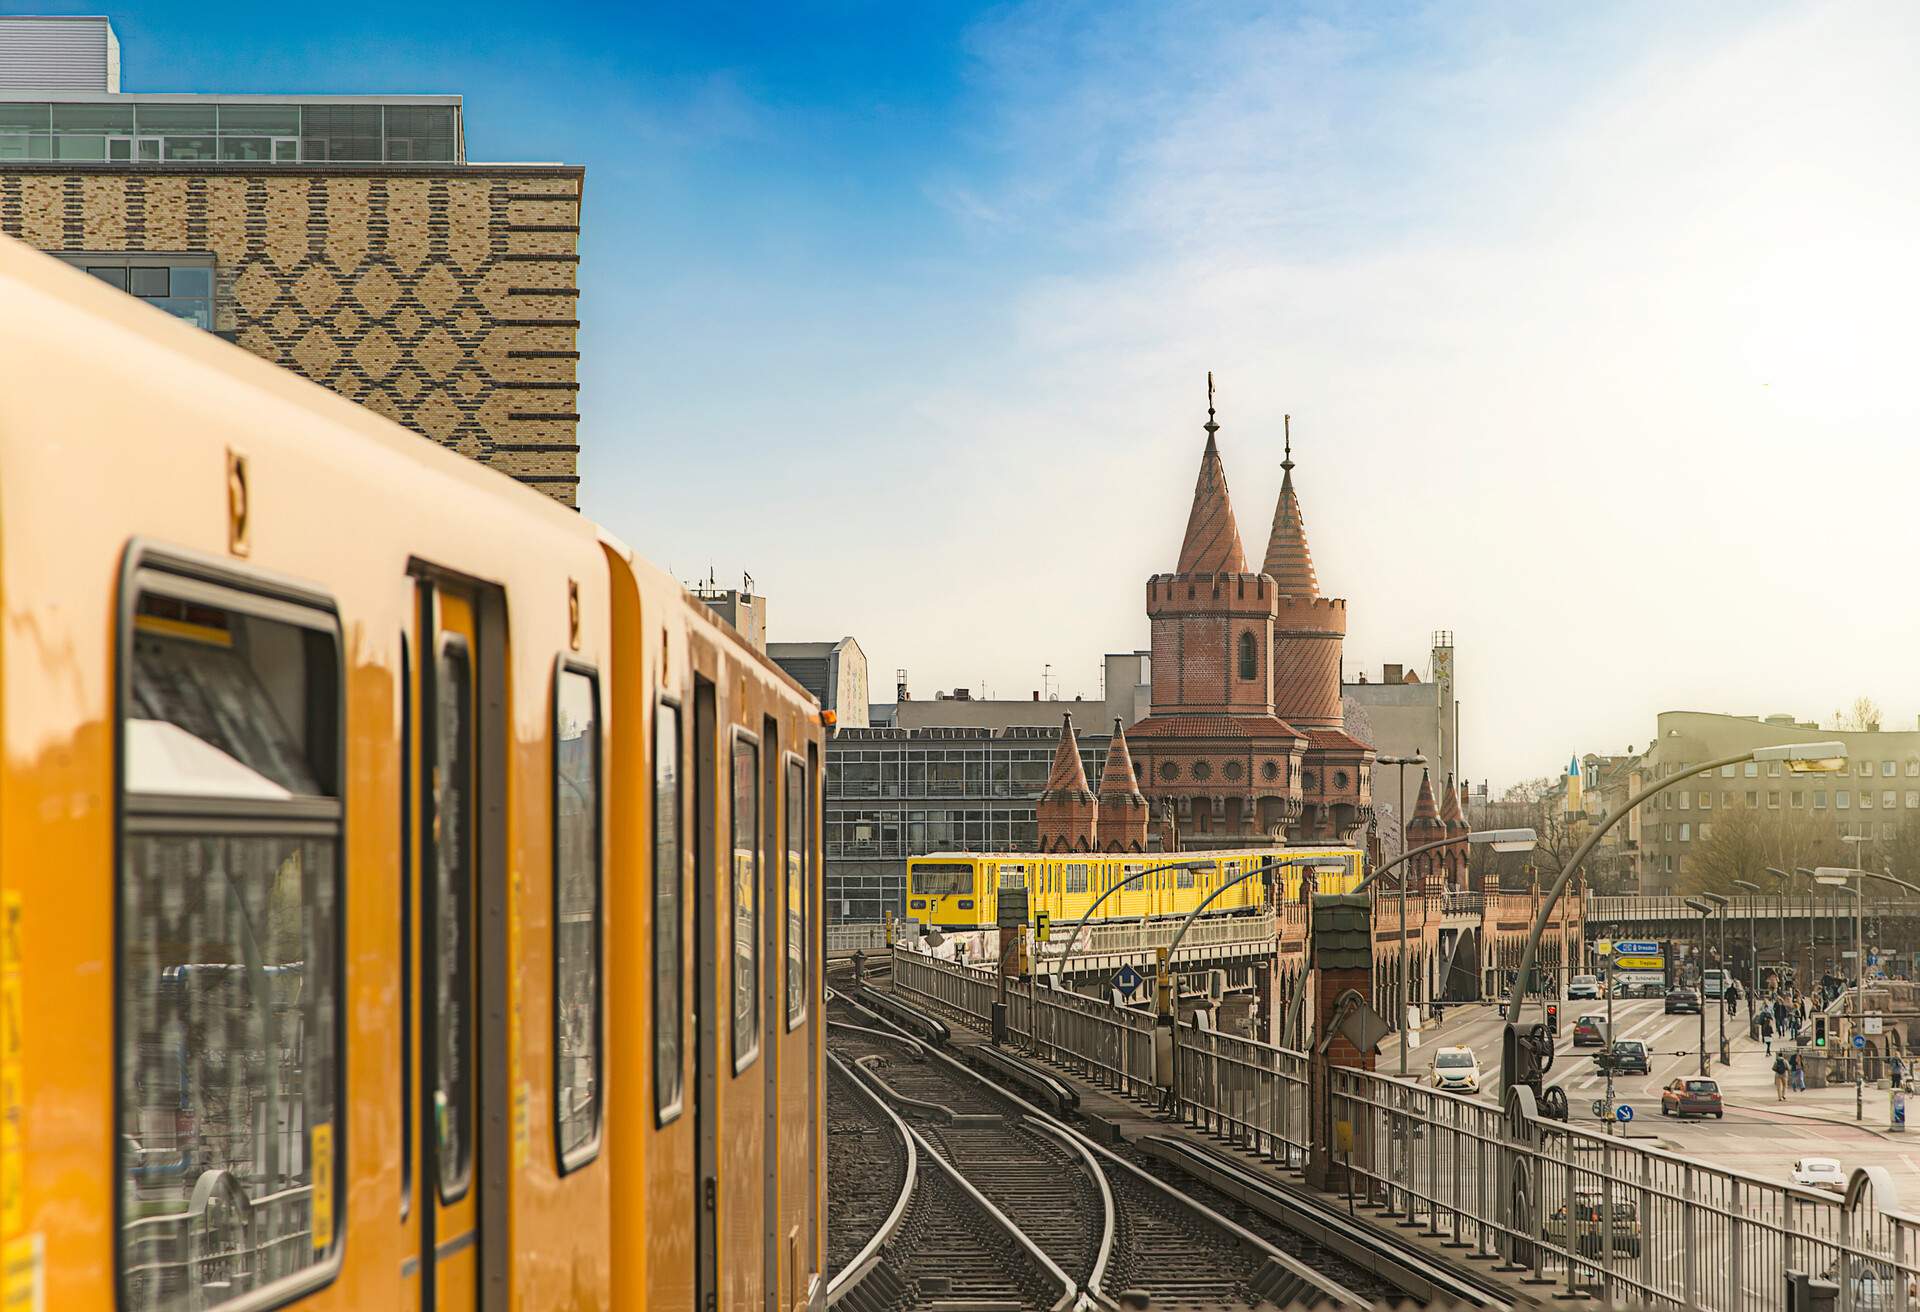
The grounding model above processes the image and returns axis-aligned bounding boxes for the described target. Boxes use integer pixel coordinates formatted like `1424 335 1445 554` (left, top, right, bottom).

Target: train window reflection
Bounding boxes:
654 703 684 1120
912 863 972 896
118 583 342 1311
731 733 760 1071
553 667 600 1167
786 758 807 1029
432 640 474 1201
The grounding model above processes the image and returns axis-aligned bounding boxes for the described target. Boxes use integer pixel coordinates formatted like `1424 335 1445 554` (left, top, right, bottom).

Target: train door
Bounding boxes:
409 579 507 1312
693 676 720 1311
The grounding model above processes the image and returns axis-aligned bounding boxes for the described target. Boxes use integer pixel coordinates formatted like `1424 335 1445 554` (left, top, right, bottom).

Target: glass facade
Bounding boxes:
822 726 1108 924
64 255 214 328
0 100 459 164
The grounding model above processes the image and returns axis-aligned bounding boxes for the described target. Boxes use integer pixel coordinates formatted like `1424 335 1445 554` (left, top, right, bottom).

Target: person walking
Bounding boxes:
1773 1052 1790 1101
1760 1008 1775 1055
1790 1051 1806 1093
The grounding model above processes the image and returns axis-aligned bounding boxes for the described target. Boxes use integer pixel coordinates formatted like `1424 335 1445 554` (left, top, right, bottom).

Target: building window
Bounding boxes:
1746 791 1758 808
1814 791 1827 809
118 577 344 1303
1836 791 1850 810
1862 791 1875 810
61 254 215 330
1680 823 1691 842
1301 770 1316 790
1262 760 1279 782
1237 631 1257 681
1907 792 1919 809
1334 771 1349 790
1768 791 1780 808
1908 761 1919 778
1859 761 1874 777
1222 760 1242 781
1192 760 1213 782
1885 761 1899 777
1720 764 1735 778
1160 761 1178 781
1884 791 1898 810
1743 762 1757 778
1699 823 1711 840
1767 762 1781 777
1886 823 1898 840
553 667 601 1168
1679 793 1690 810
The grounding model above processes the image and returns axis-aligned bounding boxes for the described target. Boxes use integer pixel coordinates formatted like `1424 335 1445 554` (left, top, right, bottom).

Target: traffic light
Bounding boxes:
1814 1016 1828 1048
1546 1004 1559 1036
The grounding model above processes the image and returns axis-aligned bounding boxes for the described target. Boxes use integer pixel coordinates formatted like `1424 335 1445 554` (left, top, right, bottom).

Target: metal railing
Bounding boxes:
1072 912 1274 959
1441 891 1485 916
1330 1067 1920 1311
1173 1026 1308 1166
826 923 890 954
1588 895 1914 923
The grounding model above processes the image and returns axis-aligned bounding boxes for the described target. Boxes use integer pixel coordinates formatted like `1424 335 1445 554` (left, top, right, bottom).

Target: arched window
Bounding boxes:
1237 631 1257 681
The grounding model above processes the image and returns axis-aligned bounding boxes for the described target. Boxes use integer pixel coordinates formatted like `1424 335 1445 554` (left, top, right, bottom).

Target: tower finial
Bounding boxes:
1282 413 1293 472
1205 371 1218 437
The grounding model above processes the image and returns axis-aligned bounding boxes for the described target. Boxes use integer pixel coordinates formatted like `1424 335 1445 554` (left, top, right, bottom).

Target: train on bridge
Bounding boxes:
0 236 827 1310
905 845 1365 932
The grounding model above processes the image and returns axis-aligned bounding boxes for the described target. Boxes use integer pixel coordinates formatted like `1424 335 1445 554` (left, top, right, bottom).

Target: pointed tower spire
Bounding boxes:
1095 718 1148 852
1409 769 1442 834
1261 414 1319 595
1440 773 1467 837
1036 713 1098 852
1175 373 1249 574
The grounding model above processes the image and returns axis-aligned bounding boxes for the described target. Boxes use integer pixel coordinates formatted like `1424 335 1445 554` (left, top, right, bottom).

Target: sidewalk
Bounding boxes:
1710 1021 1908 1138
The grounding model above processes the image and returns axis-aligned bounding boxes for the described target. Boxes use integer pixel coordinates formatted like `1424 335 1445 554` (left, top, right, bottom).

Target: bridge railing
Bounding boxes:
1174 1026 1308 1165
826 923 890 954
1073 911 1273 958
1331 1066 1919 1312
1587 894 1913 923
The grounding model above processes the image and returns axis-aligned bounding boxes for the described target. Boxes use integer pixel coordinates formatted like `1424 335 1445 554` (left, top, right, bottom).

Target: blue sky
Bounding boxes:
60 2 1920 784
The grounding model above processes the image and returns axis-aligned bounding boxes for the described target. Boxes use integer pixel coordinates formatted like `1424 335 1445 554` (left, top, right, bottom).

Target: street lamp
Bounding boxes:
1732 878 1763 1015
1684 897 1714 1076
1700 891 1729 1064
1815 869 1866 1121
1500 741 1847 1100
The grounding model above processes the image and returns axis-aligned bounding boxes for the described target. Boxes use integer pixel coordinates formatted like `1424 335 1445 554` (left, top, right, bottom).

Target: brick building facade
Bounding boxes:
0 164 583 504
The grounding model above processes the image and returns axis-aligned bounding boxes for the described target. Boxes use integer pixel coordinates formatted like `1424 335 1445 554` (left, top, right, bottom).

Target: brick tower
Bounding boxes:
1095 718 1148 852
1036 713 1097 852
1261 418 1374 841
1128 384 1311 846
1406 770 1446 891
1440 774 1468 890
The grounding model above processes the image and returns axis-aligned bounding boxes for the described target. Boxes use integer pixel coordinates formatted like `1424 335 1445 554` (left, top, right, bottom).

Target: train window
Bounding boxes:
732 731 761 1072
999 864 1026 890
913 863 971 896
553 666 601 1169
1066 863 1089 894
654 701 684 1122
1178 864 1196 888
786 757 808 1030
433 638 475 1202
118 580 343 1309
399 634 413 1216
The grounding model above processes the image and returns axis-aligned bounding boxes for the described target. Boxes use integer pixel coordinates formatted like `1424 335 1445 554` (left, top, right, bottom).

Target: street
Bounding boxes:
1378 998 1920 1198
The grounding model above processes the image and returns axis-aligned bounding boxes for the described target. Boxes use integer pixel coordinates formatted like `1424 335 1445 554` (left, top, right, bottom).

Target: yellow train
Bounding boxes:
906 846 1365 932
0 235 825 1310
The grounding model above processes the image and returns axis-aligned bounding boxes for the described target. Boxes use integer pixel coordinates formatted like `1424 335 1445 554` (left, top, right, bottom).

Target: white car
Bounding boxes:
1567 974 1603 1000
1791 1157 1846 1194
1431 1046 1480 1094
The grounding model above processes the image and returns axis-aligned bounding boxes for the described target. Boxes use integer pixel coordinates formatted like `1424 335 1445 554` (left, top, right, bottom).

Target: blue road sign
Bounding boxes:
1855 1034 1868 1050
1616 1104 1635 1123
1112 963 1143 997
1615 941 1659 957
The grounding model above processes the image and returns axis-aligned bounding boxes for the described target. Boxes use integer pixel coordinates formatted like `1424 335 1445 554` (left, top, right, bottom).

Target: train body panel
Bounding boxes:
0 235 825 1311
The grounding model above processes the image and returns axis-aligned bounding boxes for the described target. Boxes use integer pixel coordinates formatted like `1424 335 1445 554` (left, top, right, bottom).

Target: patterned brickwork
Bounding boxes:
0 164 584 505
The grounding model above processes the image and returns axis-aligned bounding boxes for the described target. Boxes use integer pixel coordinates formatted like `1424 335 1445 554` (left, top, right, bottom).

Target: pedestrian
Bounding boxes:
1790 1052 1806 1093
1773 1053 1790 1102
1760 1008 1775 1055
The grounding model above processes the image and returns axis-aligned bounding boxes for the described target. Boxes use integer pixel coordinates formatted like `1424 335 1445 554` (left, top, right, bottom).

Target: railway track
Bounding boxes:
828 998 1372 1309
826 1052 1072 1311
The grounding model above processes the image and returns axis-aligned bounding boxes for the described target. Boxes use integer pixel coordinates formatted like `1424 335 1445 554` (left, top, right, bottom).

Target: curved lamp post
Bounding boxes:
1731 878 1763 1012
1499 741 1846 1099
1683 897 1714 1075
1278 828 1537 1054
1701 891 1729 1064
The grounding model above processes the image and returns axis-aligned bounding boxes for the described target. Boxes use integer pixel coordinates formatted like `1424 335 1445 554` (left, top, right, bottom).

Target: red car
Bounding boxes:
1572 1014 1607 1047
1661 1077 1724 1118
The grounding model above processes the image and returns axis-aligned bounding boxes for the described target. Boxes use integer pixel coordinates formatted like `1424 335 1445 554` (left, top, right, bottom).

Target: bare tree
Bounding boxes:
1831 697 1884 732
1679 806 1845 896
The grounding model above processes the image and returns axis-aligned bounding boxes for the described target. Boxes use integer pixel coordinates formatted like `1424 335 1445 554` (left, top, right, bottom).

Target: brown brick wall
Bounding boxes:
0 164 584 506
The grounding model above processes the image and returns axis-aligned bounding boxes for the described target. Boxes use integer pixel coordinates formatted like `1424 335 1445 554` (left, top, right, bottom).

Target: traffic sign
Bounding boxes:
1616 1104 1634 1123
1866 1015 1884 1036
1111 963 1143 998
1854 1034 1868 1050
1596 939 1613 956
1616 941 1659 957
1614 956 1665 971
1035 912 1051 943
1591 1098 1609 1119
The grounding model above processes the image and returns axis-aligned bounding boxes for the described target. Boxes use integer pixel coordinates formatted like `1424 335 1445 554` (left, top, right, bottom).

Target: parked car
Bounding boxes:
1791 1157 1846 1194
1572 1014 1607 1047
1567 974 1604 1000
1665 988 1701 1015
1430 1046 1481 1094
1702 969 1727 999
1661 1077 1724 1118
1545 1191 1643 1258
1596 1040 1650 1075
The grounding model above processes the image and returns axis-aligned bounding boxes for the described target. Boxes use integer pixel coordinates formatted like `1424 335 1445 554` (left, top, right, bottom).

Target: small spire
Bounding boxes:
1261 414 1318 593
1204 370 1219 442
1282 413 1293 472
1174 385 1249 574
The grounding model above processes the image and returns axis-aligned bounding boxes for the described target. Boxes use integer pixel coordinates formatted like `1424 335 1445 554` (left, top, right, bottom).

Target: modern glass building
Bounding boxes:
0 96 462 164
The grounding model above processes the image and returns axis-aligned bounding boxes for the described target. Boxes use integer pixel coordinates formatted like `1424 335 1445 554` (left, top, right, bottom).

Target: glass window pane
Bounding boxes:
219 136 272 161
170 266 212 297
385 105 457 162
135 103 217 133
432 641 474 1201
51 103 133 132
54 134 105 161
129 266 170 298
217 104 300 134
273 138 299 162
732 734 759 1070
87 265 129 291
0 103 50 132
653 704 683 1121
786 759 807 1028
159 136 218 161
554 669 600 1164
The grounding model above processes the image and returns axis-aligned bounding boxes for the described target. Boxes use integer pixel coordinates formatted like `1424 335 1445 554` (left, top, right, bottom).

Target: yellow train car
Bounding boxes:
0 235 826 1311
906 846 1364 932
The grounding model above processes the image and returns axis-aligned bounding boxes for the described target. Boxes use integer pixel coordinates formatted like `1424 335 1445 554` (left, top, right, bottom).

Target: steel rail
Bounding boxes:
823 1052 917 1306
